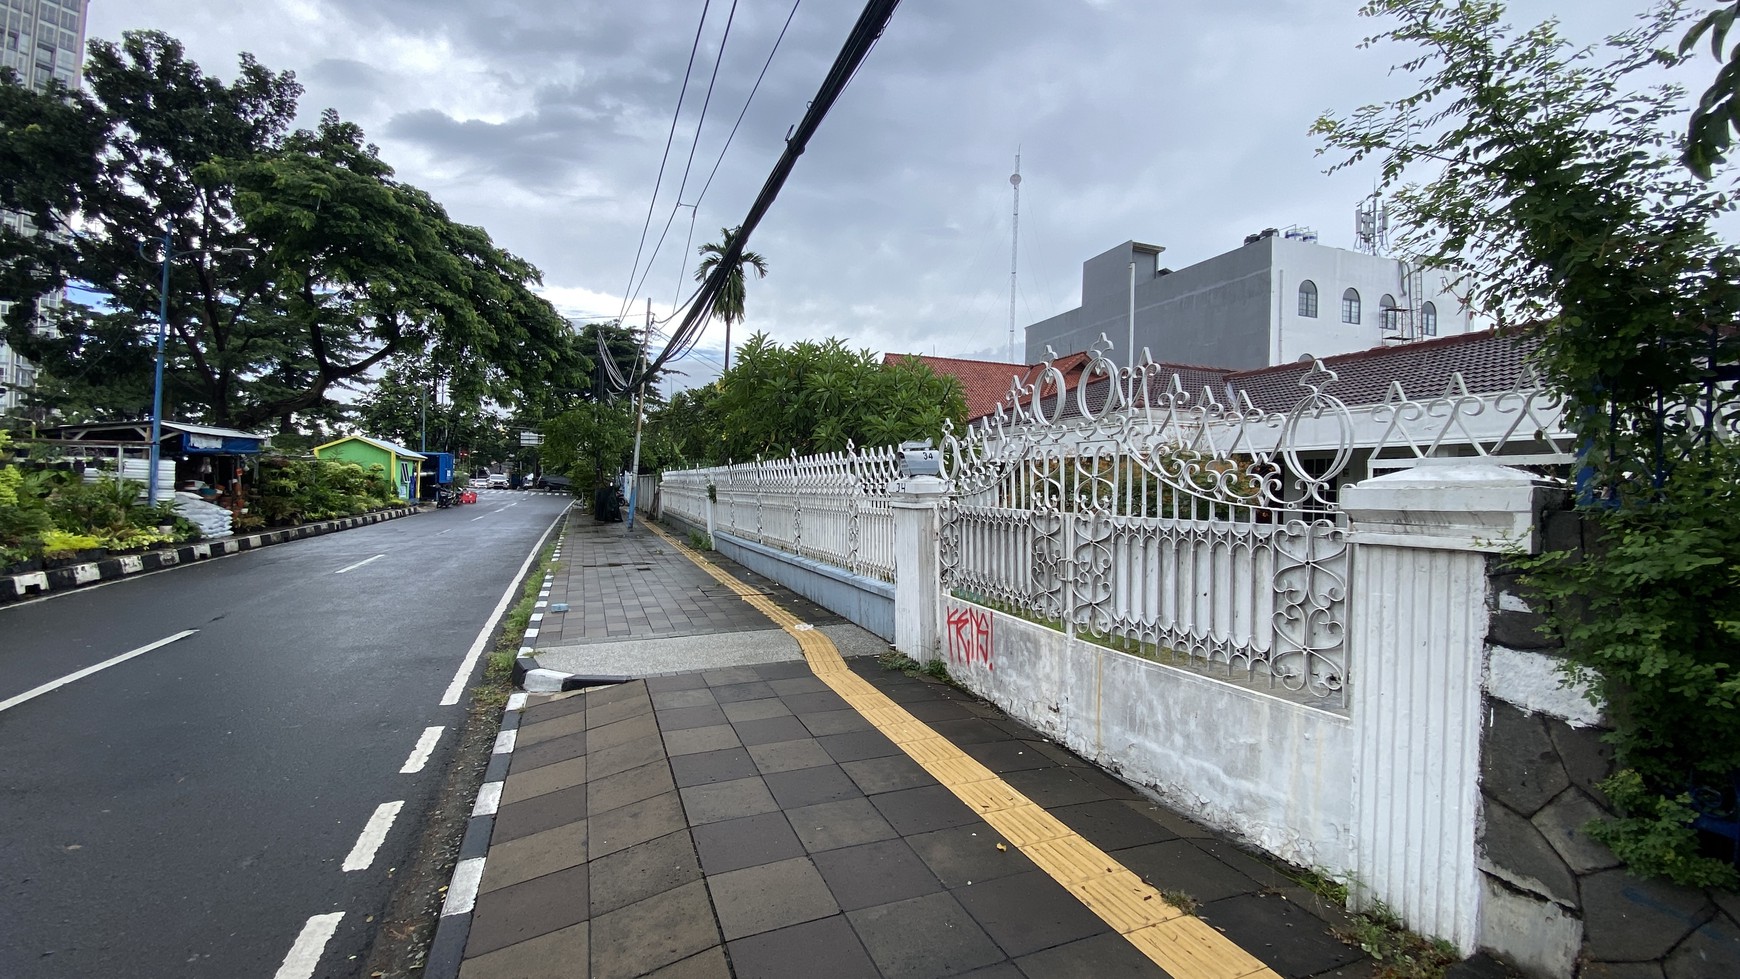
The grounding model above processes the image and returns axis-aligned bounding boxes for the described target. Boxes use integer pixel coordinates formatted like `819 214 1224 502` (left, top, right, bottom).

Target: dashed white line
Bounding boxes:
0 630 198 714
442 858 486 917
272 912 343 979
341 800 404 872
333 554 385 574
399 726 444 774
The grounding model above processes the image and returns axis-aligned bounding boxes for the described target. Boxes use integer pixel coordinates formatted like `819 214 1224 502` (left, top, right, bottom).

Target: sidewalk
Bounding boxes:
433 517 1380 979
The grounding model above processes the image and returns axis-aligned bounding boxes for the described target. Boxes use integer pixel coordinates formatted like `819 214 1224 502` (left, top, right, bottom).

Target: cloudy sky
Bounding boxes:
86 0 1677 391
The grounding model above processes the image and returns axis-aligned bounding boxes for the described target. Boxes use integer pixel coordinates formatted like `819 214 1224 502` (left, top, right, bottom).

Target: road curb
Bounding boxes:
0 505 422 605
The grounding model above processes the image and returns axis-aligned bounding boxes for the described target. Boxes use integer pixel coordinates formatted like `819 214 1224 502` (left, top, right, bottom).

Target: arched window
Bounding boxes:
1379 293 1400 333
1341 288 1361 324
1297 280 1318 318
1421 301 1438 336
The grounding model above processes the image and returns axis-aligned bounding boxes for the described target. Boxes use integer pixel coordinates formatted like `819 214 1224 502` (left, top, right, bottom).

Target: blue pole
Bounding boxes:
147 230 171 507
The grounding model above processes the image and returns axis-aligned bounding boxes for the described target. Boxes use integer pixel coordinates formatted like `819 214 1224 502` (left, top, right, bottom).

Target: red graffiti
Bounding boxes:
946 606 993 671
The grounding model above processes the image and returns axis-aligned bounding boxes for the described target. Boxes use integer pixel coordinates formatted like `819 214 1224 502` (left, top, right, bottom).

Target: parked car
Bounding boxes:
487 472 510 489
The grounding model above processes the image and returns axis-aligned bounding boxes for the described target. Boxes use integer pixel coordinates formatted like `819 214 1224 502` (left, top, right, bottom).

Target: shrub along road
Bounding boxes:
0 490 573 979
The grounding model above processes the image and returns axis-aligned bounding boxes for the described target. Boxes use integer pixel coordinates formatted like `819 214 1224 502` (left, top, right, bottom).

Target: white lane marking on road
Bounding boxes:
473 781 502 817
0 629 199 714
436 529 453 536
333 553 385 574
470 514 488 521
399 726 445 774
493 729 517 754
341 800 404 872
438 510 566 706
272 912 343 979
442 857 486 916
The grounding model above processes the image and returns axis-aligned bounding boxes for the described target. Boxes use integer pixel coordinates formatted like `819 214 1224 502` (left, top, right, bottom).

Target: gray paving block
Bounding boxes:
842 754 935 795
798 708 875 737
786 797 899 853
813 838 944 911
663 724 742 757
764 765 864 809
726 914 880 979
493 782 588 844
589 879 720 979
906 824 1038 888
708 856 840 940
1012 932 1169 978
591 790 687 861
588 759 678 817
680 776 780 824
848 891 1006 979
588 828 702 916
691 810 805 874
748 739 834 775
733 714 813 746
465 862 591 957
457 921 588 979
723 698 795 723
953 871 1109 957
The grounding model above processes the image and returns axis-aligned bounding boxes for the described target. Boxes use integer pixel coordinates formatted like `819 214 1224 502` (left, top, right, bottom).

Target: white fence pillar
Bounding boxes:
1340 465 1560 953
889 474 949 662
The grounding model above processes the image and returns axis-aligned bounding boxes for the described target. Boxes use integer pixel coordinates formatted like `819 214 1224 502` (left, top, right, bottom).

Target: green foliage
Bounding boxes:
1321 0 1740 888
1588 770 1740 888
710 335 967 460
252 457 396 525
1333 901 1459 979
40 529 102 557
1682 3 1740 177
0 31 578 430
686 531 713 551
695 226 767 366
1158 890 1200 915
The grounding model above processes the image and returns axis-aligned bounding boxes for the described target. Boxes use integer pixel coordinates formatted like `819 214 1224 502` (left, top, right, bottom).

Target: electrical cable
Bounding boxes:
613 0 713 329
642 0 904 382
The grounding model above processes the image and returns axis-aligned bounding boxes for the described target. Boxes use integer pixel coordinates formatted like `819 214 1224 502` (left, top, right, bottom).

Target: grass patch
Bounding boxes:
1159 889 1199 915
878 649 922 675
687 530 713 551
1333 901 1459 979
1288 867 1350 905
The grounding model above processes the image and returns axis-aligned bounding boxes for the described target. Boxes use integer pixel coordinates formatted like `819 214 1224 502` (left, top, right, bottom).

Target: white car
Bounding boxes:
487 473 510 489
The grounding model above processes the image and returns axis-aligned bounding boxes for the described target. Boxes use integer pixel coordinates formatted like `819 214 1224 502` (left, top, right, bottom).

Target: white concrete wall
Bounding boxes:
939 596 1357 872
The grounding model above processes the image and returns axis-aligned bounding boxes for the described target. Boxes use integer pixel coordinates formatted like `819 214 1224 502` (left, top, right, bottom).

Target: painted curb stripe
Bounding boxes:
645 521 1281 979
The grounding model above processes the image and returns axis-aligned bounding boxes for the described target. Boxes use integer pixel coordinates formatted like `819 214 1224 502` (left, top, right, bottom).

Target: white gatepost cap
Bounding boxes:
1340 464 1565 553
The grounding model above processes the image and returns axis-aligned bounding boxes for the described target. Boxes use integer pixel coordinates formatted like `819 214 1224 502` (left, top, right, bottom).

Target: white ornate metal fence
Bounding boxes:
658 445 902 583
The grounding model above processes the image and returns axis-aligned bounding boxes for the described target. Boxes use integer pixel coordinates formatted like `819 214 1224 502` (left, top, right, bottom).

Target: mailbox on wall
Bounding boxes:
896 439 942 477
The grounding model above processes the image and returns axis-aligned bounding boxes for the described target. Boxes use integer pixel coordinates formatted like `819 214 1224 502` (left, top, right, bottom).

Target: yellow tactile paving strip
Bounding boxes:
644 523 1281 979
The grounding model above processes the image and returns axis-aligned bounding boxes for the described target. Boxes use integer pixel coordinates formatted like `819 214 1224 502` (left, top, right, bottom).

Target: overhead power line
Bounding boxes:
639 0 903 383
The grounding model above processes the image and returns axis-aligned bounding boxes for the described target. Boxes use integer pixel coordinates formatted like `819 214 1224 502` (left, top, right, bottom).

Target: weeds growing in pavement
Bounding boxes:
687 530 713 551
1159 890 1199 915
877 650 922 674
1332 901 1459 979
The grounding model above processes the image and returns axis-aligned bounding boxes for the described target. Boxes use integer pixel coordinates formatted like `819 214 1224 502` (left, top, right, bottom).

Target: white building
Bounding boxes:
1023 229 1473 369
1 0 89 415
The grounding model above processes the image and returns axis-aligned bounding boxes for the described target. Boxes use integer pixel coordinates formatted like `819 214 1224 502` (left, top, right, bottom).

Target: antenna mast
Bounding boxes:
1008 150 1022 363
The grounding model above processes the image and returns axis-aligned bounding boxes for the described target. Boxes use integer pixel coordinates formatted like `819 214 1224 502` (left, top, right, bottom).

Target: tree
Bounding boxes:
0 32 579 432
694 227 767 371
709 334 966 461
1682 2 1740 177
1315 0 1740 888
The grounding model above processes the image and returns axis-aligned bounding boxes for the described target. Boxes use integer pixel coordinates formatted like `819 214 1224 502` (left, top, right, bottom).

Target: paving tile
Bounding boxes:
901 700 981 723
691 811 805 874
501 755 588 807
956 965 1027 979
584 732 667 780
813 838 944 911
848 891 1006 979
709 679 777 703
588 828 702 916
598 706 669 745
754 660 816 680
781 689 850 713
928 717 1020 746
841 754 935 795
584 681 652 711
588 758 677 816
747 738 834 775
680 776 779 824
586 692 654 729
953 870 1109 957
961 740 1056 774
642 946 732 979
458 921 587 979
1122 799 1218 839
509 730 588 774
1197 892 1367 976
670 746 760 787
708 855 840 940
1113 838 1262 902
516 708 591 748
703 665 767 686
645 673 708 693
768 676 829 696
906 824 1039 888
493 782 588 844
1187 838 1296 892
651 687 719 710
663 723 742 756
763 764 864 809
726 914 881 979
465 862 591 956
589 879 720 979
1048 799 1178 851
786 797 899 853
521 692 588 723
658 704 732 731
722 698 794 723
1012 931 1169 978
872 784 984 835
590 790 687 860
480 820 589 894
999 768 1113 808
798 708 874 737
732 714 812 746
818 729 902 764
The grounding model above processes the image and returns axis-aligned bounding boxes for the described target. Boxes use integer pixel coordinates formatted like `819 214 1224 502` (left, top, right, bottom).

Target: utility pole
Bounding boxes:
625 299 652 530
1008 150 1021 363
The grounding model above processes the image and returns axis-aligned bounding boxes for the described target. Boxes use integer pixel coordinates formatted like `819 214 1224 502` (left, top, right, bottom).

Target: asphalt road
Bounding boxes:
0 490 573 979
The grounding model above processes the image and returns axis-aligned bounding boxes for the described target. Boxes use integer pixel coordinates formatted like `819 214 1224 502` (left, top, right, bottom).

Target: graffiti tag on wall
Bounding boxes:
946 606 993 671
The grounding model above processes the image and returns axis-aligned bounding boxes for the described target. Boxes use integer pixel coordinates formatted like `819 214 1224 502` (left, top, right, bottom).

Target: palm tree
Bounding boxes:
694 227 768 372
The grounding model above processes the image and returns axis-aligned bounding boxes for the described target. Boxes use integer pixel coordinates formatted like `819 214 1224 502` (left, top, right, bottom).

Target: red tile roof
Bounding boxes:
885 352 1095 421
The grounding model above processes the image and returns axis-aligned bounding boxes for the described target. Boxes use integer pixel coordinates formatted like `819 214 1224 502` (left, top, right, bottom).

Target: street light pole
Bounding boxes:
147 229 172 507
